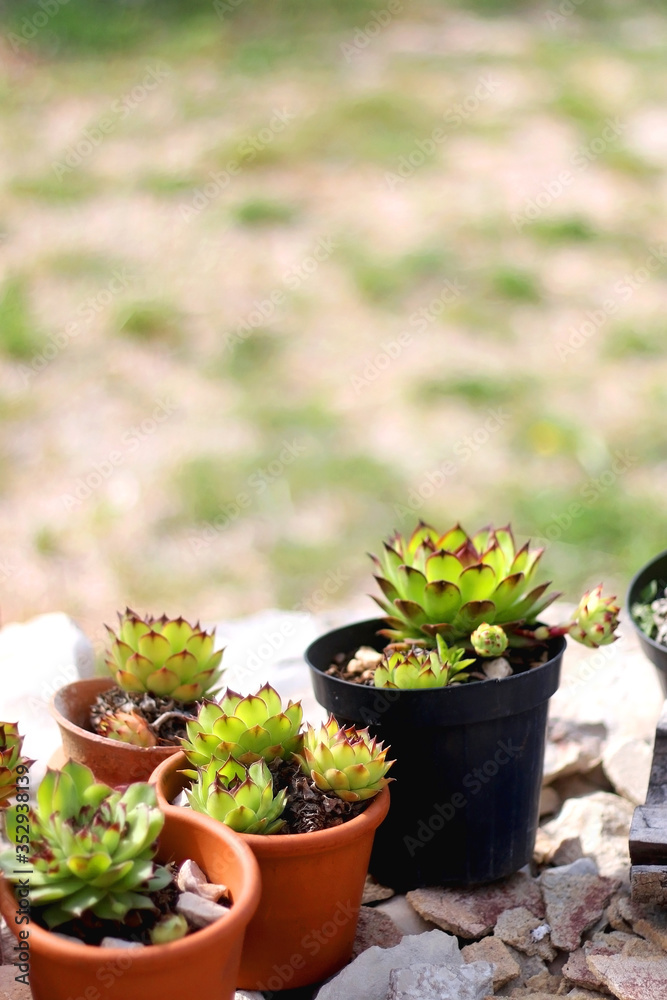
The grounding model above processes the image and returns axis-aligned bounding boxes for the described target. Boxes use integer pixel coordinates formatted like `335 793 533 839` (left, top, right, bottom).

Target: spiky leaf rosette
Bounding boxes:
374 634 474 689
0 723 33 808
0 761 171 929
295 716 394 803
97 710 158 748
567 584 620 648
105 608 224 703
181 683 303 772
187 758 287 834
371 522 559 648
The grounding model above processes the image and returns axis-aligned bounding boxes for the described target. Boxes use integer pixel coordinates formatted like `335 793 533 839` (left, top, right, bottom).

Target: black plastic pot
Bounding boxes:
627 549 667 697
306 618 564 891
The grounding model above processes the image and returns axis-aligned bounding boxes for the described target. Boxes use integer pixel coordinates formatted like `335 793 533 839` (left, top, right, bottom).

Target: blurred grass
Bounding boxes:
0 0 666 630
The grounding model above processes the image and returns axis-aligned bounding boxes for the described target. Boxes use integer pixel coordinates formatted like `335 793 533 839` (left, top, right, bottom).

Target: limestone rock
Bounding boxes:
0 966 31 998
407 872 544 940
352 905 402 958
175 891 230 928
603 739 652 806
362 874 395 904
375 894 435 936
543 720 607 785
617 897 667 952
494 907 556 961
563 942 617 991
587 953 667 998
0 612 95 785
315 929 462 1000
539 786 561 818
540 792 634 880
387 960 494 1000
462 936 521 989
505 946 548 984
100 936 145 948
563 991 611 999
607 893 634 933
524 970 562 992
541 870 619 951
177 859 228 902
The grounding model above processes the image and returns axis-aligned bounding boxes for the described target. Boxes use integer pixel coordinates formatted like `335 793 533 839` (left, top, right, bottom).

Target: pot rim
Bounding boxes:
627 548 667 653
0 806 261 962
305 617 565 725
151 751 391 857
50 677 180 759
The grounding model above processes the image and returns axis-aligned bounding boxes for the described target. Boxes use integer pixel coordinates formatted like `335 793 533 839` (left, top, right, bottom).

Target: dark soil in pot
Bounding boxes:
90 686 199 744
627 548 667 697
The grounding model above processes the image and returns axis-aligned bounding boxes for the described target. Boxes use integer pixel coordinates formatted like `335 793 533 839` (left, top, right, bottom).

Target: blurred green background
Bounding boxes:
0 0 666 642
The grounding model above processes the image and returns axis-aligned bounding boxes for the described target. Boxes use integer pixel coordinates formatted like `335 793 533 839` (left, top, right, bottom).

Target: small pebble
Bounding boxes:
176 891 231 928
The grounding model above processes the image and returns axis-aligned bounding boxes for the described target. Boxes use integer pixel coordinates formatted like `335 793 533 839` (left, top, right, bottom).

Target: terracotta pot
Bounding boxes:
0 806 261 1000
152 751 390 992
51 678 180 786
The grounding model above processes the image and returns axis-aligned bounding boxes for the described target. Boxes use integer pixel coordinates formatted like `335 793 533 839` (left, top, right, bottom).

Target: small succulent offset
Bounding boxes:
0 761 172 929
180 683 303 772
187 758 287 834
374 634 474 689
97 710 158 748
105 608 224 703
0 723 33 808
294 716 394 802
371 522 620 656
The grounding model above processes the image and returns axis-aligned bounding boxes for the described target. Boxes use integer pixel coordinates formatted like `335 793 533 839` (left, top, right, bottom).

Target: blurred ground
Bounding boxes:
0 0 666 652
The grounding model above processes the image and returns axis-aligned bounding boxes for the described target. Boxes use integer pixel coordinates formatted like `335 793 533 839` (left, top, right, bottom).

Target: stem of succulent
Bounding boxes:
152 710 197 732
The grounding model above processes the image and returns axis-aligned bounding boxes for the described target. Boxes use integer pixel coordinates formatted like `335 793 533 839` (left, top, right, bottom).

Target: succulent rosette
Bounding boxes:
181 683 303 772
0 723 32 808
295 716 394 803
371 521 621 654
566 584 621 648
0 761 171 928
187 758 287 834
374 634 474 689
97 710 158 747
105 608 224 703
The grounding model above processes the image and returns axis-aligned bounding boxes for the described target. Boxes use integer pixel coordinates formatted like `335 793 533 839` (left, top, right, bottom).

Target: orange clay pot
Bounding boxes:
51 677 181 786
152 751 390 992
0 806 261 1000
